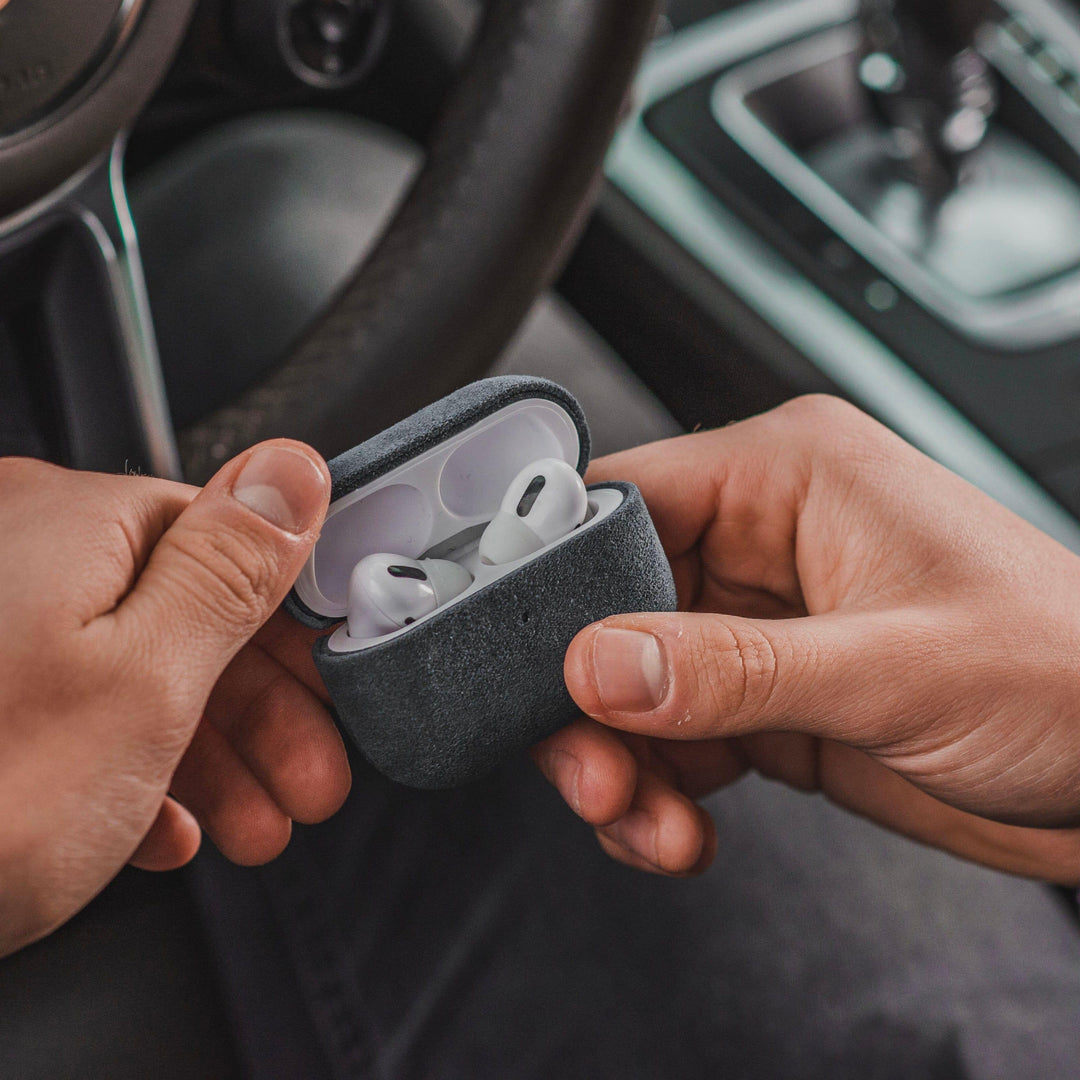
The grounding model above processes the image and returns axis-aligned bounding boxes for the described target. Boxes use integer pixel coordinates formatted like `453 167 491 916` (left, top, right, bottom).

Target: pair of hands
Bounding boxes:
3 397 1079 958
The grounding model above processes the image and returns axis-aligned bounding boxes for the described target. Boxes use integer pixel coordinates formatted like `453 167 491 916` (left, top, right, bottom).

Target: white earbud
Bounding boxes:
478 458 589 566
347 554 473 639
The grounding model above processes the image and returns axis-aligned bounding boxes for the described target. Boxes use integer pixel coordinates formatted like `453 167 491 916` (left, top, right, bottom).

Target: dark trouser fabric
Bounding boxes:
192 751 1080 1080
0 863 240 1080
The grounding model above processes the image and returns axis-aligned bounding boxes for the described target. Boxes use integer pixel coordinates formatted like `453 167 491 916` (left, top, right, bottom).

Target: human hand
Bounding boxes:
0 442 350 957
534 397 1080 884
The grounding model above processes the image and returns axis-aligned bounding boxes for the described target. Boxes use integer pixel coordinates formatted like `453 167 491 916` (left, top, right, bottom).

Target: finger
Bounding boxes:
728 733 1080 885
586 398 926 617
565 609 929 750
813 741 1080 886
598 816 718 878
596 831 672 875
205 643 350 824
169 721 292 866
127 797 202 872
633 736 750 800
532 718 638 826
110 440 330 706
585 418 811 609
586 431 743 564
253 609 332 703
597 808 717 877
596 772 713 875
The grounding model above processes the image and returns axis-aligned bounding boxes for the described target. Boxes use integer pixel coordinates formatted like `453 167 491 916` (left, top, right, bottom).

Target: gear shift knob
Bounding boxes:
859 0 997 194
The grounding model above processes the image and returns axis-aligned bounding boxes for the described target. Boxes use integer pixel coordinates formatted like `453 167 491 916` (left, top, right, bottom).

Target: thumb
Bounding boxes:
115 440 330 694
564 610 919 749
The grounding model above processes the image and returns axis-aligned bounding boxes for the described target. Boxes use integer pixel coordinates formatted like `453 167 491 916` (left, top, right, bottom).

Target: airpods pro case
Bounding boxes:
286 376 677 789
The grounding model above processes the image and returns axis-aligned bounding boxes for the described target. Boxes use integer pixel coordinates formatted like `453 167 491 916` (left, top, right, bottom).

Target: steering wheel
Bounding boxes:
0 0 659 483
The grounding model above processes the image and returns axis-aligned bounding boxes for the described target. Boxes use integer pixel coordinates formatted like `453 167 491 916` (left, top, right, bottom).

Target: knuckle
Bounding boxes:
168 525 281 628
776 394 867 433
773 395 898 481
687 620 780 725
0 457 61 506
0 455 54 485
777 396 886 455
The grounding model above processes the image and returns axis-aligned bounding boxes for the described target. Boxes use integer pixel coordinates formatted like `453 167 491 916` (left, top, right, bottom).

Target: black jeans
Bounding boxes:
191 751 1080 1080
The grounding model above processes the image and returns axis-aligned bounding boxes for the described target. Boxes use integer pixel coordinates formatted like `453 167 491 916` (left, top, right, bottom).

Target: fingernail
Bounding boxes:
544 750 583 817
606 810 660 867
592 628 668 713
232 445 328 534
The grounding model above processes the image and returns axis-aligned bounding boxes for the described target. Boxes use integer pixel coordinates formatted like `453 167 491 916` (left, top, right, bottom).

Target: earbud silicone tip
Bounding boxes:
478 459 589 566
347 555 474 640
346 603 395 641
426 558 474 603
478 510 545 565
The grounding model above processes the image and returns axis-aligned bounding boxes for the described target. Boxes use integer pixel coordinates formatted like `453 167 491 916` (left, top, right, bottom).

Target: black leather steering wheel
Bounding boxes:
0 0 659 483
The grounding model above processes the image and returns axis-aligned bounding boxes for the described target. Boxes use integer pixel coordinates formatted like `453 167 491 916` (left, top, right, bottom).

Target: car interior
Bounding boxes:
2 0 1080 1074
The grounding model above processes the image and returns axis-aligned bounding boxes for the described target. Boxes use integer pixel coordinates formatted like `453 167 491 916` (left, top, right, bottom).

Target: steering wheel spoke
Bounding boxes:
0 0 659 485
0 139 181 478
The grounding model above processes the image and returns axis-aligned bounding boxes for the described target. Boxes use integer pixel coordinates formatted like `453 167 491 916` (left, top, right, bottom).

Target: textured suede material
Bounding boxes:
316 483 676 789
285 375 590 631
284 378 674 788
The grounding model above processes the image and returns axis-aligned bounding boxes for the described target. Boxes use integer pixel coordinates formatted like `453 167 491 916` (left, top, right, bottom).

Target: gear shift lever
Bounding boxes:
858 0 997 195
708 0 1080 347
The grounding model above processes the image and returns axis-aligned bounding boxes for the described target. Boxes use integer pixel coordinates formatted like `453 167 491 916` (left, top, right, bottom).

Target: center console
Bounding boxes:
599 0 1080 550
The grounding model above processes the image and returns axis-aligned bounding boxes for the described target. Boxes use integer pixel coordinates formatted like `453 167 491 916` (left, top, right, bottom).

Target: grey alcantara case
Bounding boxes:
286 376 677 789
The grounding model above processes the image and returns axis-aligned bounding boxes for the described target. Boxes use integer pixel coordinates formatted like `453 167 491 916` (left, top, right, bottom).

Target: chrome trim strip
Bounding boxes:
0 155 101 240
73 137 182 480
0 139 181 479
607 0 1080 551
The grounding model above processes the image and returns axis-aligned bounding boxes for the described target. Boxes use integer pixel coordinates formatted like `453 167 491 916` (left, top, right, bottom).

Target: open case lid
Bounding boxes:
286 376 591 630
